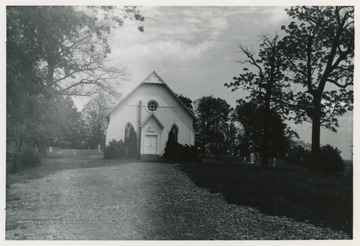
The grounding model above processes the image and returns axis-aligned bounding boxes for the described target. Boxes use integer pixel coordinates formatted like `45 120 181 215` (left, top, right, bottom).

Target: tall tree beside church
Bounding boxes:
225 35 293 166
177 94 194 112
82 92 115 149
281 6 354 167
233 100 294 158
7 6 144 170
7 6 144 97
194 96 232 153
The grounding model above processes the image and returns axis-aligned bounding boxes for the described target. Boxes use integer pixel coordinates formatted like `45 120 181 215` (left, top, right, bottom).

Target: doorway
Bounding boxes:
145 135 157 154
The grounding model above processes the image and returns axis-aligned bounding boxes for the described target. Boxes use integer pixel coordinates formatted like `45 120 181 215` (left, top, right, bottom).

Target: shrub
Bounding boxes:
286 145 311 166
287 144 344 174
163 135 201 161
125 128 138 158
7 146 41 173
22 148 42 167
317 144 344 174
177 144 201 161
163 133 179 160
103 139 126 159
6 142 18 174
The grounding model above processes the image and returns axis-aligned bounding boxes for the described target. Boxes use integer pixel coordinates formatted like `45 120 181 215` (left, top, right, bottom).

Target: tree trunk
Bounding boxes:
311 95 322 170
47 54 56 86
261 106 270 167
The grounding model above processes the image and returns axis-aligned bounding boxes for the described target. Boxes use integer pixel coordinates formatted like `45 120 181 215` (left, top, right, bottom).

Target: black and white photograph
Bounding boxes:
2 0 357 243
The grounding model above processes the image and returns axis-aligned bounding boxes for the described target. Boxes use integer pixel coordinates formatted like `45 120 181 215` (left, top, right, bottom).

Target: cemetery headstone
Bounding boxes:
250 153 255 164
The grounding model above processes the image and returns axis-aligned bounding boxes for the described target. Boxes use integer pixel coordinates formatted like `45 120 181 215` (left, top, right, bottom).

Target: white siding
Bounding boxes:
106 82 195 156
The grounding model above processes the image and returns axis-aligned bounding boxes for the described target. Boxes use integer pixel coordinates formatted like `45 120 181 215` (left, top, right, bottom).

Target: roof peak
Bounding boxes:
142 71 165 84
108 70 196 119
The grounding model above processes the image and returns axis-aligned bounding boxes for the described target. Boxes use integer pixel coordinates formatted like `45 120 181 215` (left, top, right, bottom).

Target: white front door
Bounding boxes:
145 135 157 154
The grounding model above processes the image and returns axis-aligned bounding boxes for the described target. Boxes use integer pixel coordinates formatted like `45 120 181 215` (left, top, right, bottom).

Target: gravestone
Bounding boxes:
272 158 277 167
250 153 255 164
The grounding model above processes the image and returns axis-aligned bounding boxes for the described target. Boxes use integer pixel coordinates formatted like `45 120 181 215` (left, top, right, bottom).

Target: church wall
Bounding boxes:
106 82 195 157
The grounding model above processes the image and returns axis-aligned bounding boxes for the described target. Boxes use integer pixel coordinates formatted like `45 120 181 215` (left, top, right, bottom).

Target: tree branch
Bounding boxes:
326 78 353 88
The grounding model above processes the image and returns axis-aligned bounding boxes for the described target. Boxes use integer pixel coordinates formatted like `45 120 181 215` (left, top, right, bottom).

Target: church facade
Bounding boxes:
106 71 196 159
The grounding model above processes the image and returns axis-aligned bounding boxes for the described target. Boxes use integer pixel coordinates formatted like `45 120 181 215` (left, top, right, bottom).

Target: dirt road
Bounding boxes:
6 161 349 240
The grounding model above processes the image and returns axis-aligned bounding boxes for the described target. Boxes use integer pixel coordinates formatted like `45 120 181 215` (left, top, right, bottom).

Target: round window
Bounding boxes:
147 100 158 112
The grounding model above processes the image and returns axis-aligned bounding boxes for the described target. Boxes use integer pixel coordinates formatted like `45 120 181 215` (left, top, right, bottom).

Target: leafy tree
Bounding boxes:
232 100 263 154
225 35 293 166
281 6 354 166
223 121 240 154
194 96 232 153
31 94 86 151
6 6 144 170
232 100 293 158
177 94 194 112
7 6 144 96
82 92 115 149
7 91 85 172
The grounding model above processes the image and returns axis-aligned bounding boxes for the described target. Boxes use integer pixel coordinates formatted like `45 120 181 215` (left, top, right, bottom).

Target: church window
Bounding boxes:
147 100 159 112
169 124 178 142
124 123 134 142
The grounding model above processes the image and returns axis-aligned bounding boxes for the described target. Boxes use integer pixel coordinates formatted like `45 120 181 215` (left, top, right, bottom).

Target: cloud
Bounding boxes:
110 40 216 64
135 7 232 42
209 17 230 39
266 7 291 24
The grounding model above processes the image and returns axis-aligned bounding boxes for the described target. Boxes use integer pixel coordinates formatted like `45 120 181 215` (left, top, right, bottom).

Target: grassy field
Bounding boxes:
178 159 353 236
6 154 134 186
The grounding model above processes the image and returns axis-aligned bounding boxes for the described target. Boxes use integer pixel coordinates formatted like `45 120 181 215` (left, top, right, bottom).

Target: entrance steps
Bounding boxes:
140 154 160 162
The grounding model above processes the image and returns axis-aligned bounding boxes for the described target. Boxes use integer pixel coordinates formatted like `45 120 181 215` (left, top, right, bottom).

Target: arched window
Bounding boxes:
124 123 134 142
169 124 179 142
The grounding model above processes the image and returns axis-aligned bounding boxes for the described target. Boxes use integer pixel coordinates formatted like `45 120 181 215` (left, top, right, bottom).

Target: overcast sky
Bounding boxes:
100 6 353 159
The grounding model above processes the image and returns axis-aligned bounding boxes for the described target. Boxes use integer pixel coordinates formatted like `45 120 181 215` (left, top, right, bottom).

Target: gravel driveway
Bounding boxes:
6 161 349 240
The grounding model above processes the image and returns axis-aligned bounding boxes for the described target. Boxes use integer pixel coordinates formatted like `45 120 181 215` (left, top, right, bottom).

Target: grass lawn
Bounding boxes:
178 159 353 236
6 154 136 186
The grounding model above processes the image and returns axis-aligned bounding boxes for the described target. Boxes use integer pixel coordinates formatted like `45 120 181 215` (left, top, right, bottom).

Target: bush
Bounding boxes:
7 146 41 173
286 145 311 166
6 142 18 174
163 134 179 160
163 136 201 162
125 128 138 158
287 144 344 174
103 139 126 159
177 144 201 161
317 144 344 174
22 148 42 167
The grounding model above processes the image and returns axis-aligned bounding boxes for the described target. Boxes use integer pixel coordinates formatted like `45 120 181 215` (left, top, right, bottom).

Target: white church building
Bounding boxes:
106 71 196 159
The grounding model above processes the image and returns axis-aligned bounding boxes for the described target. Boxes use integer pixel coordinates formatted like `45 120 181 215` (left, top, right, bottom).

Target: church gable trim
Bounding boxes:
140 113 164 129
108 71 196 120
161 81 196 119
142 71 164 83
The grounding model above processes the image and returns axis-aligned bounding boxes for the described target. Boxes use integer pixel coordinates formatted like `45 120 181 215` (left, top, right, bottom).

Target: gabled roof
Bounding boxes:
108 71 196 119
140 113 164 129
142 70 165 83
